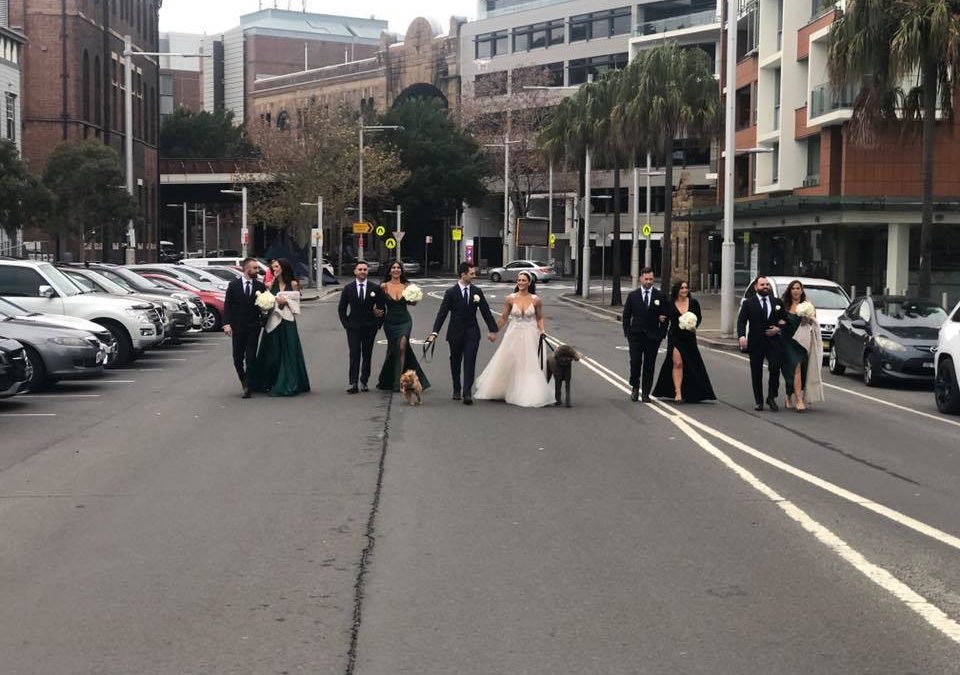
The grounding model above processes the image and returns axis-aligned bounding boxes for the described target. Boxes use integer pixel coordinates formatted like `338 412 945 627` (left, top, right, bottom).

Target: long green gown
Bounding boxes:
781 312 808 396
250 282 311 397
376 293 430 392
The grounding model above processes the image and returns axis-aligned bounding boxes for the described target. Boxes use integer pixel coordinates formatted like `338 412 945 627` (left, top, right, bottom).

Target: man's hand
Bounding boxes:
765 326 779 337
223 324 233 337
425 334 436 344
738 336 748 351
488 332 497 342
373 307 384 318
658 315 666 323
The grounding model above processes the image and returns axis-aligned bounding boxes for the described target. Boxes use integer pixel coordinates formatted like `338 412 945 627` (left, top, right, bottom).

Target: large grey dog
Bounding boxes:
546 344 582 408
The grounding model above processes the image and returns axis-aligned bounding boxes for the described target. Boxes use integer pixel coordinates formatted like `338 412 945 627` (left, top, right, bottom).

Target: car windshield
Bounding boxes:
112 268 163 290
85 270 130 294
38 263 82 297
177 266 218 283
875 300 948 328
802 286 849 310
533 261 549 267
0 297 29 315
62 271 98 292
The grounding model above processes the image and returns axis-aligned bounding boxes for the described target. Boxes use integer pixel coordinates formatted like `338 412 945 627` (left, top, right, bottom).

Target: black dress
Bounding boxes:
653 298 716 403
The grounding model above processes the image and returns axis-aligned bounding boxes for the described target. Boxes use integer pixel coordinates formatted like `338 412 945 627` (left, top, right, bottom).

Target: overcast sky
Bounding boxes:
158 0 479 36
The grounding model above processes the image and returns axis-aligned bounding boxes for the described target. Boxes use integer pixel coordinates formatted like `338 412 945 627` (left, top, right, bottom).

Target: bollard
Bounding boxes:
866 285 872 297
712 274 719 294
851 285 857 299
884 287 890 296
943 292 950 310
701 273 707 293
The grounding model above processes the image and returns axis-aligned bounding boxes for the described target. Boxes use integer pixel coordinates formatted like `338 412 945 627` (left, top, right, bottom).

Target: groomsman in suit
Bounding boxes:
223 257 267 398
622 267 668 402
338 260 385 394
737 275 788 411
427 262 498 405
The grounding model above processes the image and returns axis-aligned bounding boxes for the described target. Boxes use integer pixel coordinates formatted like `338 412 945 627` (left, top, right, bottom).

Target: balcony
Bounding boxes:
810 83 856 120
635 9 719 38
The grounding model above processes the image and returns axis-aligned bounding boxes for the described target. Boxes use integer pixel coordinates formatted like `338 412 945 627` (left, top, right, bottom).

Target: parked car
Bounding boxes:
182 257 270 278
0 303 107 391
59 266 191 340
86 265 205 333
129 264 227 292
0 260 163 365
488 260 555 283
341 256 379 275
829 295 946 386
200 266 244 283
0 297 119 366
934 300 960 414
0 338 29 398
400 258 422 276
142 274 225 331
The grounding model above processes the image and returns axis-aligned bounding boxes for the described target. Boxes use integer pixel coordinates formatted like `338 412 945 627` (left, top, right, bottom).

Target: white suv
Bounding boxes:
0 260 163 365
934 300 960 414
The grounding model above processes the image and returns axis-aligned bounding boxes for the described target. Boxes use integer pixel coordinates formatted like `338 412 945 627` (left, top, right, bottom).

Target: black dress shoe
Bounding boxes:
452 392 462 401
630 387 639 402
463 397 473 405
360 383 369 392
766 397 779 412
641 395 652 403
242 388 251 399
347 385 359 394
754 403 764 411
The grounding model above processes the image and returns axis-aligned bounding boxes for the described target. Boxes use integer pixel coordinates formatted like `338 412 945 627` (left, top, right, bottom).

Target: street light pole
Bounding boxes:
720 0 739 337
384 206 403 261
581 145 592 299
358 124 402 262
123 35 135 264
220 188 249 257
300 197 324 289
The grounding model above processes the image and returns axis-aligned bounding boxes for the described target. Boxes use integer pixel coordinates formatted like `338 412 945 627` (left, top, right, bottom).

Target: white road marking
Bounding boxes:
704 347 960 432
97 380 136 384
143 357 187 361
17 394 101 399
0 413 56 417
111 368 163 372
547 336 960 644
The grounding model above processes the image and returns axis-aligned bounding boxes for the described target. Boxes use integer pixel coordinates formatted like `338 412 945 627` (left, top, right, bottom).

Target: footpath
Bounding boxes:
559 278 741 352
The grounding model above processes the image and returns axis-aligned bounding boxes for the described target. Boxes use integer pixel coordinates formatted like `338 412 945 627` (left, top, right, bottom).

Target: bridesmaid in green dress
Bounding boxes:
780 280 808 412
250 258 311 396
377 261 430 392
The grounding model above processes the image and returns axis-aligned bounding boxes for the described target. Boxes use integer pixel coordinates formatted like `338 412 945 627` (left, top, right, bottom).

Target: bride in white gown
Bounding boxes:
474 272 554 407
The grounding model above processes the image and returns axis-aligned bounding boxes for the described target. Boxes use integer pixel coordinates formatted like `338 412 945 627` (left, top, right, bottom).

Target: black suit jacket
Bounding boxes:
737 294 788 350
622 286 669 341
223 277 266 332
338 280 385 331
432 284 499 343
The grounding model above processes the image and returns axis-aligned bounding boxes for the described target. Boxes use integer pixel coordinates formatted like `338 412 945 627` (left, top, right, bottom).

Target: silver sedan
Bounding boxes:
488 260 555 283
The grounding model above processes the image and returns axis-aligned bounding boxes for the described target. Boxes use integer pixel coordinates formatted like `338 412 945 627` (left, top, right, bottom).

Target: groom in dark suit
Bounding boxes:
737 275 788 411
338 260 385 394
427 262 499 405
223 258 267 399
622 267 668 402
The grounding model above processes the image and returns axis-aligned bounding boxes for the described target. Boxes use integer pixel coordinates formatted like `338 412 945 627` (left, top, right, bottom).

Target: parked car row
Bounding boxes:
0 259 223 393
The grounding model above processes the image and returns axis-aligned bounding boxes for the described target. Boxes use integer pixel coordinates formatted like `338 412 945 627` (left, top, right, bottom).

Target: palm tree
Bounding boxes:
829 0 960 299
618 44 720 292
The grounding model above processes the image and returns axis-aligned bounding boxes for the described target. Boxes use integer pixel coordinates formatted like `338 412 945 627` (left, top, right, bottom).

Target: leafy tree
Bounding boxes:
829 0 960 298
160 108 256 158
0 139 52 244
42 140 138 260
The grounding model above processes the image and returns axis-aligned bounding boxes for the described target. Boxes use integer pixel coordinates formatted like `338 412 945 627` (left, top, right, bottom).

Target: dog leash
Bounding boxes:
422 338 437 364
537 333 555 371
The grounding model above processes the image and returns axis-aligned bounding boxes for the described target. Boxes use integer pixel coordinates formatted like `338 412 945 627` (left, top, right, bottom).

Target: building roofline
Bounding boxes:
681 196 960 222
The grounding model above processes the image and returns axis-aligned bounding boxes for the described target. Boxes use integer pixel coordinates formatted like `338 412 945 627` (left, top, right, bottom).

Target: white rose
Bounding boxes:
473 294 480 303
654 299 660 306
370 291 376 297
775 304 782 311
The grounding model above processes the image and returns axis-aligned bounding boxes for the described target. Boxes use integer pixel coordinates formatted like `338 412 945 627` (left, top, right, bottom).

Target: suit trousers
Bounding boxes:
232 327 259 386
628 335 660 394
449 333 480 396
347 328 378 385
749 340 783 404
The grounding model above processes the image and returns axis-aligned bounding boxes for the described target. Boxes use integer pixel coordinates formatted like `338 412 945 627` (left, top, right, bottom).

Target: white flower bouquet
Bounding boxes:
402 284 423 305
678 311 698 332
255 289 276 312
796 301 816 319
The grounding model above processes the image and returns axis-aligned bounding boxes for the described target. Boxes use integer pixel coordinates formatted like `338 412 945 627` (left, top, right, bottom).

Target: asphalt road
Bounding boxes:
1 278 958 674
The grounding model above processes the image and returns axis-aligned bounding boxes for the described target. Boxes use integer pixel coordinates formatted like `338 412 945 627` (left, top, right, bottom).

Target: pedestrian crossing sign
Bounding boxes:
375 225 387 237
642 224 652 238
385 238 397 250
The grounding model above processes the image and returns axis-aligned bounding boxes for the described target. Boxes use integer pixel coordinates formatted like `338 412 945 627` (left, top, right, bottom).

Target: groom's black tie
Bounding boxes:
463 287 469 303
244 280 251 297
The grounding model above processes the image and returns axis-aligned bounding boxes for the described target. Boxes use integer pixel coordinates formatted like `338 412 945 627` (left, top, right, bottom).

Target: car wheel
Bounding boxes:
202 307 221 332
935 358 960 414
828 344 846 375
490 272 501 282
97 320 132 367
863 353 881 387
21 346 47 393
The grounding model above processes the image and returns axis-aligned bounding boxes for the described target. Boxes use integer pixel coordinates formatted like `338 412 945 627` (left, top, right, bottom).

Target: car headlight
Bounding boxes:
49 336 92 348
124 307 155 324
874 335 907 352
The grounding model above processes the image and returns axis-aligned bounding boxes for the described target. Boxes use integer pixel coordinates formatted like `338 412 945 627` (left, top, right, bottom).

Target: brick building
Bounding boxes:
8 0 161 262
1 0 26 256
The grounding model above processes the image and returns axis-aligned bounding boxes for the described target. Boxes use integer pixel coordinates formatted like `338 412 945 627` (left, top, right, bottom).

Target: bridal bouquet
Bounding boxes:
402 284 423 305
255 290 276 312
678 311 698 332
796 301 815 319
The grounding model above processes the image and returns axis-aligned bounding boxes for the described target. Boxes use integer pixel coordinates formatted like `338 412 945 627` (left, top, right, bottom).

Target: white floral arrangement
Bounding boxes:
796 301 815 319
255 290 276 312
473 294 480 304
678 311 698 332
402 284 423 304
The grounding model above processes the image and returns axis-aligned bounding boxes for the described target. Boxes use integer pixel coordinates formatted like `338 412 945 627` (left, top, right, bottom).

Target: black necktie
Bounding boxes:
762 297 768 318
244 281 250 297
358 283 364 300
463 287 469 303
644 290 650 307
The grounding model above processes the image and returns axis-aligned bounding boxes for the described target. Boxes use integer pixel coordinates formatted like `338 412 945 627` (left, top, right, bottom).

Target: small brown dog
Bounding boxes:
399 369 423 406
546 344 581 408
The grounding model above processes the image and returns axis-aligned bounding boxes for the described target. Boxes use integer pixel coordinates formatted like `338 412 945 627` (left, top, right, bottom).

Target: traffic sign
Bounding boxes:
375 225 387 237
385 238 397 250
451 228 463 242
311 228 323 245
549 233 557 247
425 235 433 244
393 231 406 242
642 224 652 238
352 221 372 235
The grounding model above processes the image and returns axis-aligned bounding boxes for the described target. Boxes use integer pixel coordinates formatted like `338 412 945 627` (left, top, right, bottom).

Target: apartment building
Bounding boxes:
461 0 716 272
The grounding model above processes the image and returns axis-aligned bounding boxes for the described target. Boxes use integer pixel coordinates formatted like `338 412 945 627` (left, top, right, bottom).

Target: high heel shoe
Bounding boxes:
784 394 794 409
673 391 683 403
796 392 806 413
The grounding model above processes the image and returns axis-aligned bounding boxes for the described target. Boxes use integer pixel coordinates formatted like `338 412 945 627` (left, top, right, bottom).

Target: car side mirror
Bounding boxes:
851 319 868 330
38 285 57 299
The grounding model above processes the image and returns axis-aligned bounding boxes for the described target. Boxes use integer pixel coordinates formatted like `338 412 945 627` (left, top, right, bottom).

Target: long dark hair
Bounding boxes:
275 258 296 287
382 260 409 285
670 279 692 302
782 279 806 308
514 271 538 295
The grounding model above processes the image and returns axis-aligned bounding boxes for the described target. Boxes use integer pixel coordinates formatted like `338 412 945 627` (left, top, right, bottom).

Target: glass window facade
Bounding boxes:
569 7 631 42
475 30 509 59
568 53 628 85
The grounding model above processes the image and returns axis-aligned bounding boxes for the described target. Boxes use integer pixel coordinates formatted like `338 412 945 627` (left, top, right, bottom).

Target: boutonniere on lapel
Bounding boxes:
654 299 660 306
369 291 375 297
473 294 480 304
775 304 782 311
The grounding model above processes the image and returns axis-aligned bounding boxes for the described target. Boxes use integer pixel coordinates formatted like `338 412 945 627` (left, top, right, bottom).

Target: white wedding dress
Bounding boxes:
474 297 554 408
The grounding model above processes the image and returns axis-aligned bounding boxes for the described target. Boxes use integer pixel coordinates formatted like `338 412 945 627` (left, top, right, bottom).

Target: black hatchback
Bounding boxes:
828 296 947 386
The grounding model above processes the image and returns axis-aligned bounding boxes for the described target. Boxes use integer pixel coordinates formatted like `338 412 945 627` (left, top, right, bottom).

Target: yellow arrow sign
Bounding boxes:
549 233 557 247
451 228 463 242
642 224 652 238
352 221 373 235
375 225 387 237
385 237 397 250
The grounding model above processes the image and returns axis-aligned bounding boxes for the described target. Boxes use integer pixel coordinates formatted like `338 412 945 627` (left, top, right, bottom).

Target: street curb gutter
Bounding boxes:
301 286 342 302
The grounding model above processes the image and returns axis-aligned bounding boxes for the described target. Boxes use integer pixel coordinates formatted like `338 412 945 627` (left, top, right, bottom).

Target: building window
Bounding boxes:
569 7 631 42
82 50 91 122
771 143 780 183
568 53 628 85
591 187 629 214
512 19 564 51
94 56 102 127
474 71 508 97
475 30 508 59
805 136 821 185
4 92 15 142
773 68 781 131
513 62 564 88
159 73 174 116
